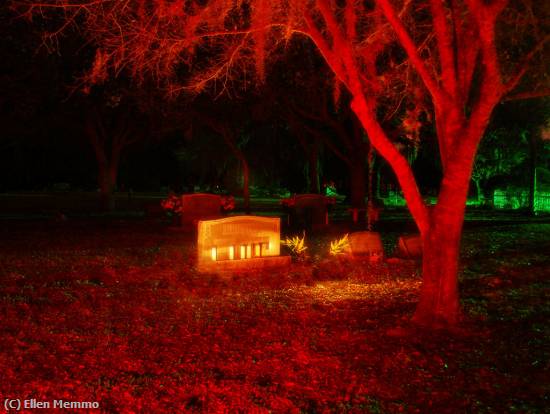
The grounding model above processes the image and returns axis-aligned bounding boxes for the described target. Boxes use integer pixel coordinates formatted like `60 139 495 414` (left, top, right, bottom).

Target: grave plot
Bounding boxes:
197 216 291 273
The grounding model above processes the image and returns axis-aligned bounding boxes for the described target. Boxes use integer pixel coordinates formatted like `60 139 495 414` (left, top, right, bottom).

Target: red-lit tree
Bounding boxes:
192 102 253 213
152 94 259 210
284 95 371 207
15 0 548 327
268 46 372 206
82 87 147 210
284 111 323 194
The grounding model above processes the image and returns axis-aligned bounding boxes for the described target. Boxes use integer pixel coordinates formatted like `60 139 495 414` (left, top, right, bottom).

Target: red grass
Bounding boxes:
1 221 548 413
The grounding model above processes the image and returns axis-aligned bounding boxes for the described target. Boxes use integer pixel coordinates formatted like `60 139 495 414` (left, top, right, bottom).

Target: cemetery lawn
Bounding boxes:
0 220 548 413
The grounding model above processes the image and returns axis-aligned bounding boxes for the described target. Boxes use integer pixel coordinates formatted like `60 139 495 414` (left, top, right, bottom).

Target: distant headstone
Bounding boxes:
197 216 290 273
181 193 222 226
396 234 422 259
348 231 384 260
292 194 329 231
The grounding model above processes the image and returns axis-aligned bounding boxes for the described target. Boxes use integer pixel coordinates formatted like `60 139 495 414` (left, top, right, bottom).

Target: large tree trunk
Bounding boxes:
98 163 116 211
414 213 463 326
350 93 481 327
413 157 473 326
349 159 366 208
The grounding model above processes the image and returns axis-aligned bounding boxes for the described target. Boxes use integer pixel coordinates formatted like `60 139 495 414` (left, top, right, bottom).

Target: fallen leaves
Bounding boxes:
0 221 548 412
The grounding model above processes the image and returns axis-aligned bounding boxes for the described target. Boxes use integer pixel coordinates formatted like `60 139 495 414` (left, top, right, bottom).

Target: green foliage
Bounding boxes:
473 128 528 195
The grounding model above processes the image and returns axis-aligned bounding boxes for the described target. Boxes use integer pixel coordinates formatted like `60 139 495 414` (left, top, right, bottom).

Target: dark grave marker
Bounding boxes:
181 193 222 226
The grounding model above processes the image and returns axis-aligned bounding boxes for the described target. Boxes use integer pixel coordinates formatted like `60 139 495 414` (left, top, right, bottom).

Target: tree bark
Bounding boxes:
85 106 131 212
413 151 474 326
241 158 251 214
375 163 382 199
527 130 536 215
473 178 483 203
98 163 116 211
199 117 251 214
308 143 321 194
349 159 366 208
367 144 375 230
414 213 463 326
288 118 321 194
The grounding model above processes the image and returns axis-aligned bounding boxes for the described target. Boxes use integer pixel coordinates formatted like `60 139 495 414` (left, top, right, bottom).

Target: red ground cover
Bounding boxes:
0 221 548 413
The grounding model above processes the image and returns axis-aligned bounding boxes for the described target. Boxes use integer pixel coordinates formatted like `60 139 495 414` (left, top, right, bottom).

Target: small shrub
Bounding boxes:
282 232 308 257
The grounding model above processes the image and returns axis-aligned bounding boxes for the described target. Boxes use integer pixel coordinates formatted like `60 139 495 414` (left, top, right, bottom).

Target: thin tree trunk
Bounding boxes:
349 159 366 208
308 143 320 194
107 144 121 211
241 158 250 214
473 178 483 203
375 162 382 199
214 126 250 214
367 144 375 230
291 125 320 194
527 130 536 215
367 145 374 201
98 163 116 211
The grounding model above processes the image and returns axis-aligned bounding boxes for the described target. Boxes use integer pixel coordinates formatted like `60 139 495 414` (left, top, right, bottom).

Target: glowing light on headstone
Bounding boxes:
197 216 286 272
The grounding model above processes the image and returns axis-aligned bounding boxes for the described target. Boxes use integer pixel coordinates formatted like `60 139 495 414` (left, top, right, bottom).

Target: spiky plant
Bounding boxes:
282 233 307 257
329 234 350 256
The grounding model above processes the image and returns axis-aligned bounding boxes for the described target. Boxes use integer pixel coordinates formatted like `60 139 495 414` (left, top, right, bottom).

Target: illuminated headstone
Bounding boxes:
197 216 290 272
181 193 222 226
397 234 422 259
